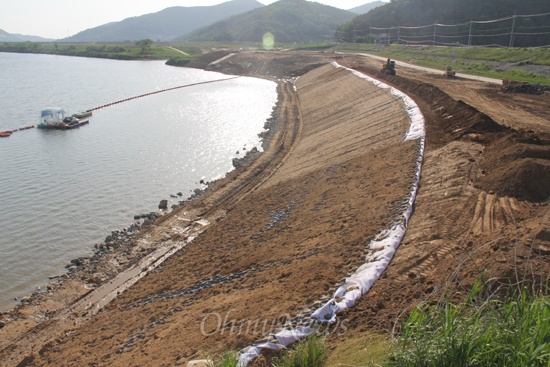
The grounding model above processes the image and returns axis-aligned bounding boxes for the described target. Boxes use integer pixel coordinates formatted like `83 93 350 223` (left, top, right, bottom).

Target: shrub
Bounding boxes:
165 57 192 67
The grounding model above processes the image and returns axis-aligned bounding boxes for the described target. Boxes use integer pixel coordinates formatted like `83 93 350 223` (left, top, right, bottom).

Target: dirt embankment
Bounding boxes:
0 51 548 367
333 56 549 334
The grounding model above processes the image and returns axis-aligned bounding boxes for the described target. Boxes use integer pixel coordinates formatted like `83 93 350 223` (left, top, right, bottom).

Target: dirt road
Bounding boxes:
0 50 548 367
351 52 503 84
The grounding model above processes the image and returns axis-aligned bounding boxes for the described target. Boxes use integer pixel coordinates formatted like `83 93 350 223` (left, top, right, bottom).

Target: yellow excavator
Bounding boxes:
444 64 456 77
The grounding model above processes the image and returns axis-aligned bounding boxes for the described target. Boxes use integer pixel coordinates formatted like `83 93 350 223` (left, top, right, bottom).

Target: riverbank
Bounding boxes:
0 43 185 61
1 50 548 366
0 54 277 313
0 54 306 365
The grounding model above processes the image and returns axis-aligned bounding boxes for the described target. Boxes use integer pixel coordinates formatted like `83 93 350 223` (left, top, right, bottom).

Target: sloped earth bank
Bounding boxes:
329 56 550 337
1 51 548 366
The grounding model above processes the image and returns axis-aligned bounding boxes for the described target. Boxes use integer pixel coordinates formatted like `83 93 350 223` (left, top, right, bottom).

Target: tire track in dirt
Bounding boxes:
471 192 531 234
393 141 481 282
387 136 536 285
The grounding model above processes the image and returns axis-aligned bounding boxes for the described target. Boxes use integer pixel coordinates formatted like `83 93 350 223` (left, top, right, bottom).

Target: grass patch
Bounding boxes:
388 282 550 367
165 56 194 67
333 43 550 84
273 334 328 367
0 42 185 60
169 45 203 56
210 281 547 367
334 43 550 65
210 334 327 367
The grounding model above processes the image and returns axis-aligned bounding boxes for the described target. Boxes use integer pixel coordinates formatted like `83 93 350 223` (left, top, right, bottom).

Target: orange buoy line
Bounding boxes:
0 125 35 138
87 76 240 112
2 77 240 139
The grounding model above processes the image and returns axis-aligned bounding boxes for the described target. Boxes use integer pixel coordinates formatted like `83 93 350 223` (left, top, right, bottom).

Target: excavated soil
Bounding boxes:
0 51 548 367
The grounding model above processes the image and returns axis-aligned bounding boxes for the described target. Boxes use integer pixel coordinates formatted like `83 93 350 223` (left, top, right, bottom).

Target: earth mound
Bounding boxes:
478 132 550 202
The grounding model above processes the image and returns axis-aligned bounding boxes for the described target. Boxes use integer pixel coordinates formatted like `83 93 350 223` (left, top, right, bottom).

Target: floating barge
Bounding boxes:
37 107 89 130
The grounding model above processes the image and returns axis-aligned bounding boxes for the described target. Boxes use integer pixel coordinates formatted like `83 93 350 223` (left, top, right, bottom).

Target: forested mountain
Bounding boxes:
348 1 387 15
62 0 264 42
337 0 550 47
182 0 355 43
0 29 53 42
0 29 22 42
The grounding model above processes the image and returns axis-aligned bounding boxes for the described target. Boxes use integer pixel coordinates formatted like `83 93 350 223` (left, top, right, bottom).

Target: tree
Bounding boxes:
135 39 153 54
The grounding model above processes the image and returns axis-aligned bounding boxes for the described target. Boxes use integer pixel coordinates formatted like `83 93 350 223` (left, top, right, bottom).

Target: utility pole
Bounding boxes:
397 26 400 45
368 27 371 44
468 21 473 46
509 12 516 47
433 23 437 45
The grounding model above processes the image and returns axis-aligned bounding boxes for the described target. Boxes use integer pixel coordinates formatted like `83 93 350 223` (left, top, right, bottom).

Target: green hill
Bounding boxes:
348 1 387 15
63 0 264 42
182 0 355 43
338 0 550 47
0 29 53 42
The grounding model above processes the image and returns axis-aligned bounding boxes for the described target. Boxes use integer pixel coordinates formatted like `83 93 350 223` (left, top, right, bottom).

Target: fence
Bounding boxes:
339 11 550 48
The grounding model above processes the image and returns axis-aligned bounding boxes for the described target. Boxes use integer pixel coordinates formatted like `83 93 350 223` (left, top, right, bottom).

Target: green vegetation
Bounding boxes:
334 43 550 84
165 57 194 67
213 352 238 367
272 334 327 367
211 334 327 367
289 42 336 51
339 0 550 47
169 45 203 56
388 285 550 367
135 39 153 54
1 39 548 84
0 41 185 60
346 0 550 28
211 281 548 367
184 0 354 43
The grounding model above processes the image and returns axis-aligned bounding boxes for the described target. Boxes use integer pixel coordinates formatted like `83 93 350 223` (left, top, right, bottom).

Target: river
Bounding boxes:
0 52 277 310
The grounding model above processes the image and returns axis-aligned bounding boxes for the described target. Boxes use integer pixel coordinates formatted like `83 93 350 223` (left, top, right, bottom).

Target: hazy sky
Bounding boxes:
1 0 385 39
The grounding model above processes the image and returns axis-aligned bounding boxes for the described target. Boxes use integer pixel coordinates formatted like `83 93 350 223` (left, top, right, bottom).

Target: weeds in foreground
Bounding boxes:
388 282 550 367
212 286 548 367
272 334 327 367
212 334 327 367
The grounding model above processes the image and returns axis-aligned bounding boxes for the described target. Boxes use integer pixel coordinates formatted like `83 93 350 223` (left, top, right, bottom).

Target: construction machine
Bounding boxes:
444 64 456 77
381 58 396 75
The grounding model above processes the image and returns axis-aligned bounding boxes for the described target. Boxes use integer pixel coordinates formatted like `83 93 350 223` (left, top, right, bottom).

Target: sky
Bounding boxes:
1 0 385 40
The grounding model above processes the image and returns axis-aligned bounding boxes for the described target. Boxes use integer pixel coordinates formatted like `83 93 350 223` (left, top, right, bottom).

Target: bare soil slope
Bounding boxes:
334 55 550 335
1 51 548 366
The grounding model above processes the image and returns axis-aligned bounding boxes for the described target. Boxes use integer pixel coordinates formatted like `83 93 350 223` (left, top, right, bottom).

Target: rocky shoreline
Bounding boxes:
0 78 282 326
